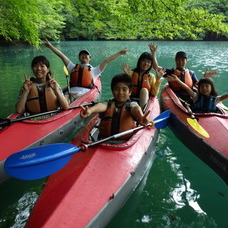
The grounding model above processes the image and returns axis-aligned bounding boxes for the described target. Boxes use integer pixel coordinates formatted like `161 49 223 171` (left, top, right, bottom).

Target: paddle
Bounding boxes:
179 98 210 138
0 102 96 128
4 110 171 180
63 66 71 99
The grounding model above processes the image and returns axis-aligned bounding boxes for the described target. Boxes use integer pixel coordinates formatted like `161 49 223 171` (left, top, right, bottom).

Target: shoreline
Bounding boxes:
0 38 228 47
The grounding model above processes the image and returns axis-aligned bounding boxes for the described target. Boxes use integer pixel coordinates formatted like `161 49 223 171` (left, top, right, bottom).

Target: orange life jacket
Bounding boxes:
70 64 94 88
131 72 151 97
26 84 58 114
99 100 137 140
169 69 193 90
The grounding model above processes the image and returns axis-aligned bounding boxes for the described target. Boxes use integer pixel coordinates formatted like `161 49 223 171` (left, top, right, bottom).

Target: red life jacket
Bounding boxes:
169 69 193 90
70 64 94 88
99 100 137 140
26 84 58 114
131 72 151 97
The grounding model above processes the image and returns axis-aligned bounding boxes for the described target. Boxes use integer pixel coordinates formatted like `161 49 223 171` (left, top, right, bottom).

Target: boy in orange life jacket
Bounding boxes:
121 48 165 109
80 74 150 140
44 39 129 102
16 56 69 114
151 45 217 101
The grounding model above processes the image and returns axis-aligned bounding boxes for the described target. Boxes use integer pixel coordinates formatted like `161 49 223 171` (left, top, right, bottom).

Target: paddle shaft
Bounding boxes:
63 66 71 99
179 97 210 138
3 110 170 180
185 104 196 119
178 97 196 119
87 114 170 147
0 102 95 127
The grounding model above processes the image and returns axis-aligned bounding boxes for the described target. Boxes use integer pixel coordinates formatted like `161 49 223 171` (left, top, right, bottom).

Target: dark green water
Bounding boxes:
0 41 228 227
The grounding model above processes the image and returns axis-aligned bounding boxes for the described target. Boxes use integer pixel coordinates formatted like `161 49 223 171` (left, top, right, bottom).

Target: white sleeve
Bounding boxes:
67 61 76 74
91 65 102 81
130 101 139 107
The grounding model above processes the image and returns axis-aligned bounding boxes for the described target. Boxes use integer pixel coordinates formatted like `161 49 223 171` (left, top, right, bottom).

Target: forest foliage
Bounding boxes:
0 0 228 45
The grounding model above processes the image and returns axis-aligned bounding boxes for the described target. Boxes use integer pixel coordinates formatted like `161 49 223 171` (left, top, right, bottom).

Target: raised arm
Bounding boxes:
130 105 150 126
203 69 218 78
166 75 196 98
148 43 163 71
99 49 130 72
121 63 132 76
16 78 33 113
49 79 69 110
44 39 70 66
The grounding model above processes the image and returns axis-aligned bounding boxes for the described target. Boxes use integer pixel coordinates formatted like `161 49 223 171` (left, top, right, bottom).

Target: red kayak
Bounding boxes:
161 84 228 185
26 97 161 227
0 78 101 182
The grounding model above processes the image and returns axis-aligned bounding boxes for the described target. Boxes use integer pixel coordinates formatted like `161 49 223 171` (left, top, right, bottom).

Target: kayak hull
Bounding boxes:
26 97 160 228
161 85 228 185
0 79 101 182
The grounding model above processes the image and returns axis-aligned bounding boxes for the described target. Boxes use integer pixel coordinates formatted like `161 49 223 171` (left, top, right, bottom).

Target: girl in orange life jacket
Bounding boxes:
80 74 150 140
122 51 164 109
16 56 69 114
167 75 228 113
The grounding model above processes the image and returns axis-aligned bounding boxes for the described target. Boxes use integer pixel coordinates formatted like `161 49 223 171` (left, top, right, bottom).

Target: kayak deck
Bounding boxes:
26 97 160 227
0 78 101 161
161 85 228 184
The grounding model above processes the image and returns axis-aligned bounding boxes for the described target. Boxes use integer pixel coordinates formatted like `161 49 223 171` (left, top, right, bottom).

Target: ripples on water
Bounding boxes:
0 41 228 227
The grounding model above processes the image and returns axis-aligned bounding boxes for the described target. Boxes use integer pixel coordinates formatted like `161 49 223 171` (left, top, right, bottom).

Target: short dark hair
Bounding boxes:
111 74 132 91
31 56 50 68
134 52 153 73
175 51 187 59
198 78 218 96
78 50 90 57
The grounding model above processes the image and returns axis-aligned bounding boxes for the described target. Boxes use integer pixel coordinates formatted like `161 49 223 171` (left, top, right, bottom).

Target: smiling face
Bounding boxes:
139 58 152 73
175 57 187 70
112 82 131 105
79 53 91 64
32 63 50 82
199 83 212 96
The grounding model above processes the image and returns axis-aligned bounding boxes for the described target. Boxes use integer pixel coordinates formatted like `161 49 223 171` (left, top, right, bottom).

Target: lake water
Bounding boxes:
0 41 228 227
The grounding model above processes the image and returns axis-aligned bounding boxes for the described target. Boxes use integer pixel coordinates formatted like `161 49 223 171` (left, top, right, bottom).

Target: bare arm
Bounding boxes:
80 102 107 118
44 39 70 66
203 69 218 78
219 94 228 102
121 63 132 76
130 105 150 126
148 43 163 71
16 79 33 113
49 80 69 110
99 49 129 72
166 75 196 98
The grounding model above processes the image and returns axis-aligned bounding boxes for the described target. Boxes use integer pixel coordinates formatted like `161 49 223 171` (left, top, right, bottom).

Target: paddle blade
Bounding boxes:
153 110 171 129
4 143 80 180
187 118 210 138
63 66 69 76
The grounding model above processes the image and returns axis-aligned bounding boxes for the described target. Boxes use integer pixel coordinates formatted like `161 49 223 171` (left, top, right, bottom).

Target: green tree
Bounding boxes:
0 0 67 45
0 0 228 44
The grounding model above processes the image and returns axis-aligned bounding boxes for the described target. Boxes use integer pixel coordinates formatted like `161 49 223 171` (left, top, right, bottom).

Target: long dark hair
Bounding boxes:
31 56 51 81
133 52 153 74
198 78 218 96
